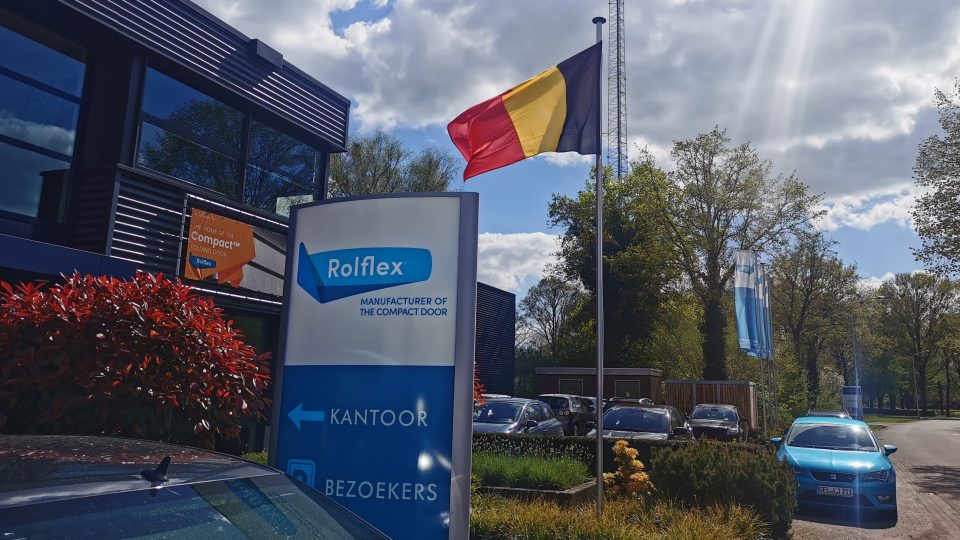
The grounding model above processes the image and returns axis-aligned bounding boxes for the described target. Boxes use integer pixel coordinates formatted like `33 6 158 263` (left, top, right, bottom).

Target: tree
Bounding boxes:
549 162 678 366
658 128 821 380
877 273 957 413
770 232 858 405
913 81 960 275
518 274 585 361
329 130 458 197
0 272 271 448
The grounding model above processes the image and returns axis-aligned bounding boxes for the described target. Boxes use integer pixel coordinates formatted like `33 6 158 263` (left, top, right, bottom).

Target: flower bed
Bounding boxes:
472 452 589 490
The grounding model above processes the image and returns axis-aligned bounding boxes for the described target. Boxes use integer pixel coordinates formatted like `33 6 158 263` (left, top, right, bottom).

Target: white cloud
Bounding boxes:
815 184 924 232
859 272 895 290
476 232 560 295
540 152 593 167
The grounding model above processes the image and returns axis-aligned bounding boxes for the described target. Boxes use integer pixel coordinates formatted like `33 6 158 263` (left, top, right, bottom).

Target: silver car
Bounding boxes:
472 398 565 436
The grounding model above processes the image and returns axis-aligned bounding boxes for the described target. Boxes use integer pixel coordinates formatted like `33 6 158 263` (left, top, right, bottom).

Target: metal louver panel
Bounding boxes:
60 0 349 149
475 282 516 395
110 176 184 275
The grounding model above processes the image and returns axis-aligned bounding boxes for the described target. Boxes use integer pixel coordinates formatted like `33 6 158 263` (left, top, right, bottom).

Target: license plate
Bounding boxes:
817 486 853 497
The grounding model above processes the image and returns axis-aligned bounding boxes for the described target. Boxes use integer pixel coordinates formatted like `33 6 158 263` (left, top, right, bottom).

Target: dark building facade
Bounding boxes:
0 0 514 451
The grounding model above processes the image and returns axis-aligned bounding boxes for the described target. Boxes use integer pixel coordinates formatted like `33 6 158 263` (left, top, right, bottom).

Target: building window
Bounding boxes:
614 380 642 399
0 23 84 219
137 68 242 198
558 378 584 395
245 120 321 216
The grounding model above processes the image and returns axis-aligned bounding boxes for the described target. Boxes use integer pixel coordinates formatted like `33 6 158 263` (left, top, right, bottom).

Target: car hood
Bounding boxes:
780 445 890 473
472 422 517 434
689 419 737 429
595 430 669 442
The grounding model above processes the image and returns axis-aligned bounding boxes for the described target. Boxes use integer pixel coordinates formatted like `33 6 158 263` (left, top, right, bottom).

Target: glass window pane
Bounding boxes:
138 122 239 198
0 25 84 97
248 120 320 184
0 75 80 155
141 68 242 153
244 164 314 215
0 140 69 217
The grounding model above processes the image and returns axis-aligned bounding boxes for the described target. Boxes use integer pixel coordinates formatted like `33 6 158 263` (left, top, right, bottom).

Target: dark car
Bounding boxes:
538 394 594 435
472 398 565 436
688 403 749 440
0 435 387 539
602 397 655 411
585 405 692 442
806 409 852 419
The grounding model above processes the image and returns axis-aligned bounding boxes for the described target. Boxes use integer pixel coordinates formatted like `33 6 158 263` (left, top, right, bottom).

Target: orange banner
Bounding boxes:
184 209 255 287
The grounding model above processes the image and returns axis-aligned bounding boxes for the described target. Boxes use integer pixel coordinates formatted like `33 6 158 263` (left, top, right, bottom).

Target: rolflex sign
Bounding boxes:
271 194 478 540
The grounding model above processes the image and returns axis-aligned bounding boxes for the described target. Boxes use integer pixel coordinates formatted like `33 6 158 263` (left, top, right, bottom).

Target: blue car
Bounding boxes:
773 417 898 519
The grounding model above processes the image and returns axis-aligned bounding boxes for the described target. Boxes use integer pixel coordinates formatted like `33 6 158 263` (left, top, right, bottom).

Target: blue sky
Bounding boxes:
196 0 952 296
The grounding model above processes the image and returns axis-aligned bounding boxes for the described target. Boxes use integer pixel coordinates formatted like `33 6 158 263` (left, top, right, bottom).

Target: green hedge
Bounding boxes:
650 440 795 538
472 452 588 490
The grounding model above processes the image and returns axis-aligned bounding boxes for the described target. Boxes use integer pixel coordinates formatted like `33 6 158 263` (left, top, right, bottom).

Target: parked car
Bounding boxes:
481 393 512 399
579 396 599 415
688 403 749 440
472 398 565 436
538 394 594 435
585 405 692 442
772 417 897 519
0 435 387 538
806 409 852 419
603 397 655 411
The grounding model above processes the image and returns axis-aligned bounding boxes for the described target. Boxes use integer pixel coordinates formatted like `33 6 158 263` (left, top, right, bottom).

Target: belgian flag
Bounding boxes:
447 43 601 180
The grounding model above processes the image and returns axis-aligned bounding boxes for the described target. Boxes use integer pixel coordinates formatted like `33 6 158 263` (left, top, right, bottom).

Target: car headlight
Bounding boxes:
727 426 740 433
864 469 890 482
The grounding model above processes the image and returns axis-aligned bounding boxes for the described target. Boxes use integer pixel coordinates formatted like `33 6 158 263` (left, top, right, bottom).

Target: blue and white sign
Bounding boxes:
734 249 760 354
842 386 864 420
271 194 478 540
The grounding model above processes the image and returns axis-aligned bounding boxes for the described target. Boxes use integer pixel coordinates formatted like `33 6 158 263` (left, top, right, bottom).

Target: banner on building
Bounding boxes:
183 209 285 297
271 193 479 540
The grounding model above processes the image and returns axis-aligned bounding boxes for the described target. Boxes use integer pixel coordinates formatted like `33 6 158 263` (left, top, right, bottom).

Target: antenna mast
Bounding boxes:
607 0 627 179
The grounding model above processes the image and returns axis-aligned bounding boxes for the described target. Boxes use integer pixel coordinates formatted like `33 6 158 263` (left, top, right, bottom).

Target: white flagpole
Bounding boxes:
592 15 606 516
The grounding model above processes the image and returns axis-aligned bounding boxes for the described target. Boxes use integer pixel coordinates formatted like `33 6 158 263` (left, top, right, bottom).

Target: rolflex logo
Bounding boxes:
297 243 432 303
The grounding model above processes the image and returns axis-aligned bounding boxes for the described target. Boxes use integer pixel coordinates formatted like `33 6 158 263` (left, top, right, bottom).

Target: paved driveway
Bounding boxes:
791 419 960 539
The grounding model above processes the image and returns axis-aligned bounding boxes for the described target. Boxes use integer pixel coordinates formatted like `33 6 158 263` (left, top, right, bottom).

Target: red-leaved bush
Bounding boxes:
0 272 271 448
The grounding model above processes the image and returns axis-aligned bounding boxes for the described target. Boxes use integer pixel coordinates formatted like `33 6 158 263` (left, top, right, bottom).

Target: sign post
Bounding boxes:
842 386 863 421
269 193 478 540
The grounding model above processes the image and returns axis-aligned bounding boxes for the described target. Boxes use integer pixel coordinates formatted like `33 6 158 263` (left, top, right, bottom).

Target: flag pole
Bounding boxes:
591 14 606 517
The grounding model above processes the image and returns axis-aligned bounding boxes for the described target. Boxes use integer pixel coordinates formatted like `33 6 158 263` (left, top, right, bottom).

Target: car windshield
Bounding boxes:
785 423 878 451
0 474 386 539
601 408 669 433
539 397 569 410
690 407 737 421
473 401 522 424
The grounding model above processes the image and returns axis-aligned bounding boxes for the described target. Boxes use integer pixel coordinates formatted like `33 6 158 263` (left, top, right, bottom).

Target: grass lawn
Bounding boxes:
472 452 589 491
863 415 920 424
471 495 767 540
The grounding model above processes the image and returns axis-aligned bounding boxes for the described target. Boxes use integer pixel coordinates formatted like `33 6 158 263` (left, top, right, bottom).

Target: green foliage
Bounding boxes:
472 453 588 490
650 440 795 538
602 440 653 499
548 163 678 367
473 433 597 466
241 451 268 465
329 130 458 197
657 128 821 380
470 495 767 540
517 274 586 363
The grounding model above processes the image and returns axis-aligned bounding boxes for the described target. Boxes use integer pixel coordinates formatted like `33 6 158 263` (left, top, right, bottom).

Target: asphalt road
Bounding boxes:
791 419 960 539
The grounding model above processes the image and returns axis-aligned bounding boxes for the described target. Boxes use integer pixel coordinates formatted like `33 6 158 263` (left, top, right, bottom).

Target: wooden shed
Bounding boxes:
535 367 663 401
664 380 759 429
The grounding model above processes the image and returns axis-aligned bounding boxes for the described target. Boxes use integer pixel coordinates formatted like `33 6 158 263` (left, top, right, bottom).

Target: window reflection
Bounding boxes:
0 23 83 220
137 68 242 197
245 120 320 215
138 123 239 198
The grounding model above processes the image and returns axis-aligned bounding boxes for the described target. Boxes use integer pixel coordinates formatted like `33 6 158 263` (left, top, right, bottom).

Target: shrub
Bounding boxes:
603 440 653 499
0 272 271 448
650 439 795 538
241 451 268 465
472 433 674 472
470 495 767 540
473 452 588 490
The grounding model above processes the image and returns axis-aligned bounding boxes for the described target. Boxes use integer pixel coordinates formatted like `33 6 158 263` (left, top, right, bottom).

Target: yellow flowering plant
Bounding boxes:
602 440 654 499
